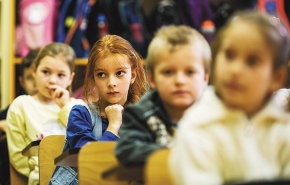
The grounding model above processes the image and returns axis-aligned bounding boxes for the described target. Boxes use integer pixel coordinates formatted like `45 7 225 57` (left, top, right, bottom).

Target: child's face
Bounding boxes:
214 21 284 115
149 45 208 112
33 56 74 100
94 54 136 107
19 67 38 95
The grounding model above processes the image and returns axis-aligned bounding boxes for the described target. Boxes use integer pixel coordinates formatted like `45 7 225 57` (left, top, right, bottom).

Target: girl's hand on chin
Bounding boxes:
48 85 69 108
105 104 124 136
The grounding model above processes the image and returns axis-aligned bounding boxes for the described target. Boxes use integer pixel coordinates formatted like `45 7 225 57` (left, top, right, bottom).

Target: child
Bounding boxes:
114 25 211 166
169 11 290 185
6 43 84 185
0 49 39 185
49 35 147 184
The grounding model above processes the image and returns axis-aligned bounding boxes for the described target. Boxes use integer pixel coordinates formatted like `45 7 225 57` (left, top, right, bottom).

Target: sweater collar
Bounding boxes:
187 86 289 127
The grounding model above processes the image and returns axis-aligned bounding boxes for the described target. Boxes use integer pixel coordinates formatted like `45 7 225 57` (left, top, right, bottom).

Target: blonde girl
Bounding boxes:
6 43 84 185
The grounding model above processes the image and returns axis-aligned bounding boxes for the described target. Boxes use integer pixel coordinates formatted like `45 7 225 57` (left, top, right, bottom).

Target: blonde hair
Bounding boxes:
34 42 76 72
146 25 211 74
33 42 76 93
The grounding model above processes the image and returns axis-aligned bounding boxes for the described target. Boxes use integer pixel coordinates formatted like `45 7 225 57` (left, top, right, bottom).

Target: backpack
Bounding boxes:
15 0 57 57
56 0 93 58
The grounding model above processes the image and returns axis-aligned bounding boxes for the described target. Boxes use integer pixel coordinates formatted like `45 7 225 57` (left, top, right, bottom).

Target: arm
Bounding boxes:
6 101 30 177
66 105 118 149
115 106 164 165
58 98 85 127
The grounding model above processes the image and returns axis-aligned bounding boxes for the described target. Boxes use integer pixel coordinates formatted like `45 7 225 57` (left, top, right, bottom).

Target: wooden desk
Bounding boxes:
54 148 80 167
102 164 144 182
21 140 41 157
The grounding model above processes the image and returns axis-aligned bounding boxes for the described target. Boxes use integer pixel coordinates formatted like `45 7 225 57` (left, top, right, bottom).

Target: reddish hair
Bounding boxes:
83 35 148 108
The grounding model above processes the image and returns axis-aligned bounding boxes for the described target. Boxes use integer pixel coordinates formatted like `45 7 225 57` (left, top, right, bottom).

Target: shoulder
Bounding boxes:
125 90 161 119
69 97 86 106
9 95 33 111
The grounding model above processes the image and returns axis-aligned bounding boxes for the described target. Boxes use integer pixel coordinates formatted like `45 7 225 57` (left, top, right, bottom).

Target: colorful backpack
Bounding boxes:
56 0 93 58
15 0 57 57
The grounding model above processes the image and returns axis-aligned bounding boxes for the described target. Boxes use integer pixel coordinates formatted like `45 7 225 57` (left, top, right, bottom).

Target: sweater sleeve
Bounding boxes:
66 105 98 148
114 106 164 165
58 98 85 127
6 100 30 177
66 105 118 149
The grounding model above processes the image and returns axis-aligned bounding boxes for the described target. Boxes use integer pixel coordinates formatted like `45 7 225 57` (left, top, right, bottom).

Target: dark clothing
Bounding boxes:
0 105 10 185
115 90 177 166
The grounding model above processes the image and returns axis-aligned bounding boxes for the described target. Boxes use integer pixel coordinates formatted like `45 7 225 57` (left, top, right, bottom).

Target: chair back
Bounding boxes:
145 148 173 185
78 141 128 185
38 135 65 185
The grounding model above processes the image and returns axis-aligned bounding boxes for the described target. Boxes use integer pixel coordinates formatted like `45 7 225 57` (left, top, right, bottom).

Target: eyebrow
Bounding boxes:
94 66 129 72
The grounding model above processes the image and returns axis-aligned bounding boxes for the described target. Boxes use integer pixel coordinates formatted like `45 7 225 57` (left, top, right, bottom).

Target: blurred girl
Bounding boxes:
6 43 84 185
170 11 290 185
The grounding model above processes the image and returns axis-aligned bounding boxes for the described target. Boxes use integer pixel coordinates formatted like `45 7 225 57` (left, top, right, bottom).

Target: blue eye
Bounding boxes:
116 71 125 76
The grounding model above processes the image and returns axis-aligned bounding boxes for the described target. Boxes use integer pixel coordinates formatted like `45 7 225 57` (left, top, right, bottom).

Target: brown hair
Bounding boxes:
33 42 76 92
83 35 147 109
146 25 211 75
210 10 290 83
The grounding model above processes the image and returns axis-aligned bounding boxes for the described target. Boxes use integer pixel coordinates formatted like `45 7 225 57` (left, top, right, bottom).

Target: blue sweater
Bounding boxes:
66 105 119 149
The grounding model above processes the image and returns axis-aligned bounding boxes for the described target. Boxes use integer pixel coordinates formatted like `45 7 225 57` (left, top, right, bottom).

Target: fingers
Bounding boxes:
48 85 69 107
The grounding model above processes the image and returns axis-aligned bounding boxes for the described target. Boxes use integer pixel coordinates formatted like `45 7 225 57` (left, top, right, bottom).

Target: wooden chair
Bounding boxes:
9 163 28 185
38 135 65 185
144 148 173 185
78 141 128 185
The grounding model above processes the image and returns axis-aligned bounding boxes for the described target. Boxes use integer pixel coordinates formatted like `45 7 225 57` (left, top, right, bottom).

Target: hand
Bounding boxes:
105 104 124 136
48 85 70 108
0 120 6 133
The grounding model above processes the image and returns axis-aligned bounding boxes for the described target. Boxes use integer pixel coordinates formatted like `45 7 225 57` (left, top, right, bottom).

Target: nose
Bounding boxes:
48 74 57 84
229 60 243 76
107 75 117 88
175 72 186 85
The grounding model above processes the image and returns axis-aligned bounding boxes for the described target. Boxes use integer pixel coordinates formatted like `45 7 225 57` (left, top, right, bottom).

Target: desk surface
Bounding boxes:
22 140 41 157
54 148 80 167
102 164 144 182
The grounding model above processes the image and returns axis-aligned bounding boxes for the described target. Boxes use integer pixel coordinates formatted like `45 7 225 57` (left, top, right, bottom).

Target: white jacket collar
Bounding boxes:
184 86 290 127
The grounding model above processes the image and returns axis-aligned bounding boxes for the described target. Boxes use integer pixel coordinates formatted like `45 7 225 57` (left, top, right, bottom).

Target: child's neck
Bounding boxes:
33 93 55 105
164 106 186 124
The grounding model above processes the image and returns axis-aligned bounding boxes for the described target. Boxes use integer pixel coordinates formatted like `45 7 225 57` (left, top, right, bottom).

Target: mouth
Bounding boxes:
173 90 187 95
107 91 119 95
224 82 242 92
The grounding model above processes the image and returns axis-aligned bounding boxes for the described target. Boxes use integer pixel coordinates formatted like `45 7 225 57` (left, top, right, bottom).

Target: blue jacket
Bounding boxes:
49 103 118 185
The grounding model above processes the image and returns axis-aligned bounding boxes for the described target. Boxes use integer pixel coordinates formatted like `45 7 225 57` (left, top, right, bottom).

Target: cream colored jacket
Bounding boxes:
169 87 290 185
6 95 84 185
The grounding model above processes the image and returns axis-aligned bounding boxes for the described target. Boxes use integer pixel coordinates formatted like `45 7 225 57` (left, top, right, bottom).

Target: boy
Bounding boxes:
114 25 211 165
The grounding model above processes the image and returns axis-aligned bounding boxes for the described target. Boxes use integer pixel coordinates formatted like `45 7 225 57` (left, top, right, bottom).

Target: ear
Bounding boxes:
147 71 156 89
68 72 75 86
270 67 287 92
32 65 37 79
18 76 25 89
203 72 210 88
130 69 137 84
